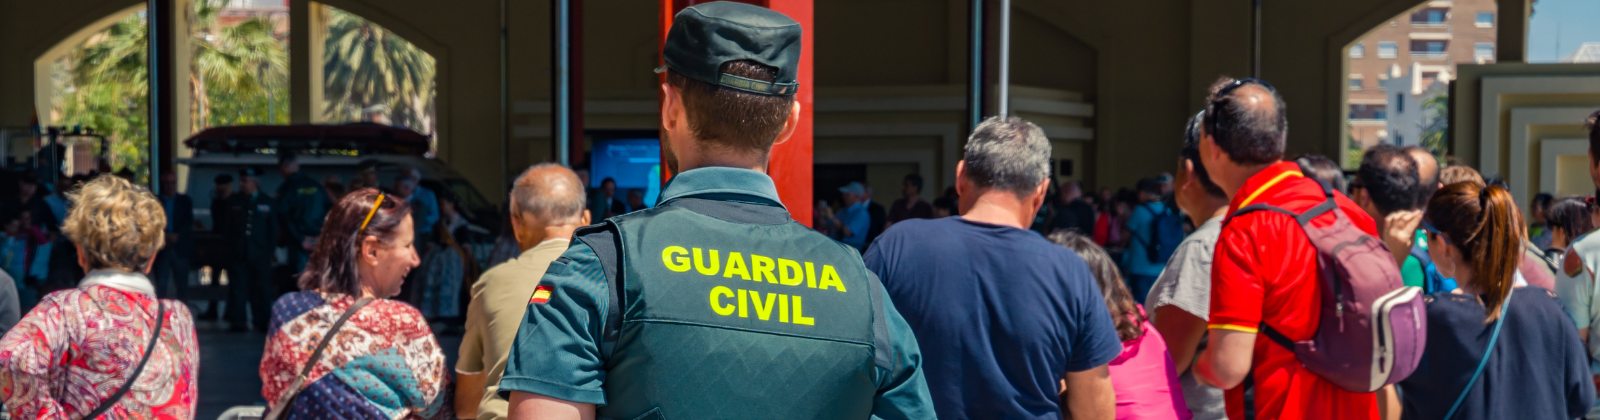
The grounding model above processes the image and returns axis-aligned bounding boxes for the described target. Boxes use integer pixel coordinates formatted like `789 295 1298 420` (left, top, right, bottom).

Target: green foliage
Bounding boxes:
1345 134 1364 170
322 7 435 135
1419 93 1450 163
52 1 287 183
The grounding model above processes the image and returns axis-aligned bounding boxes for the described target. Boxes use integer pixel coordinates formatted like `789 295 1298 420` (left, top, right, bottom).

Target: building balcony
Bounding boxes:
1410 22 1448 29
1411 52 1449 60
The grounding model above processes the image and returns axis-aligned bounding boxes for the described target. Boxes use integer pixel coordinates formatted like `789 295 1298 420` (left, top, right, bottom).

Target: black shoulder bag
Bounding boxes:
264 298 374 420
81 300 164 420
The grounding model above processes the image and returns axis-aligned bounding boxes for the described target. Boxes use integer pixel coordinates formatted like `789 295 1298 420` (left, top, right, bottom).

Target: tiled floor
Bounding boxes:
194 321 462 420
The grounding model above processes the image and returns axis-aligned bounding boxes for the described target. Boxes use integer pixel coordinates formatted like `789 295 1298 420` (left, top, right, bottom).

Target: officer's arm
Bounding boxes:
507 391 594 420
499 241 610 414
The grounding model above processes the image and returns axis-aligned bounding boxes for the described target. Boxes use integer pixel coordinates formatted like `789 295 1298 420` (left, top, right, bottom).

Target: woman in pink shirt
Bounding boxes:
1053 231 1191 420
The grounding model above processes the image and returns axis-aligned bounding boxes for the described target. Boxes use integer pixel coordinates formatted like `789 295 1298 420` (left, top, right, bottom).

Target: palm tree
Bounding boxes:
191 0 288 131
322 7 435 133
1418 94 1450 161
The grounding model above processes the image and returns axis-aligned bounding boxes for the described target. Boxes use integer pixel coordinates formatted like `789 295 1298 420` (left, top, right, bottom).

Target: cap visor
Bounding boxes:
653 65 668 74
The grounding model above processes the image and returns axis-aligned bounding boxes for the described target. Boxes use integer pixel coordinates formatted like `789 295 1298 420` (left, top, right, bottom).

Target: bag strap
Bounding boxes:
1443 289 1514 419
81 300 164 420
265 297 374 420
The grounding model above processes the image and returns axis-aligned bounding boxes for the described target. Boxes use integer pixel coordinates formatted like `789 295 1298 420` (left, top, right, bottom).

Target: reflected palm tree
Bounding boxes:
322 7 435 134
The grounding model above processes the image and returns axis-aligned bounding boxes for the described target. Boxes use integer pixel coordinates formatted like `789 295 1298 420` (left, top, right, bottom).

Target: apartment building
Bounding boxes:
1347 0 1498 148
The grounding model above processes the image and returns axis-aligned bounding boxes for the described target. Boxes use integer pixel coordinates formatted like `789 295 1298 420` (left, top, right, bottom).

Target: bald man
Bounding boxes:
455 163 591 420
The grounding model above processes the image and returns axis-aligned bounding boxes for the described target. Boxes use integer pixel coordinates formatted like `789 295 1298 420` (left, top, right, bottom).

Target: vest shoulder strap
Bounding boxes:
573 221 624 356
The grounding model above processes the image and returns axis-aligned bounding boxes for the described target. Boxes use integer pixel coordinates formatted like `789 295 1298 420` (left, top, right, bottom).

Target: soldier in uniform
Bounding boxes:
224 168 278 332
276 153 330 273
500 3 935 419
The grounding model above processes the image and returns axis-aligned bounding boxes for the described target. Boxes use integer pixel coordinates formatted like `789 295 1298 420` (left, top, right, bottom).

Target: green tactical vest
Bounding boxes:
595 201 886 420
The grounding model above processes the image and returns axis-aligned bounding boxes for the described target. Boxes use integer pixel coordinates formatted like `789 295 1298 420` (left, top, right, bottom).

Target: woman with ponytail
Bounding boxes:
1392 183 1593 419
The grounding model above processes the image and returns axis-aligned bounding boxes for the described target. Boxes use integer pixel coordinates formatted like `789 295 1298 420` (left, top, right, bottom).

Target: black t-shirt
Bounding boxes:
1398 289 1594 419
1051 199 1096 234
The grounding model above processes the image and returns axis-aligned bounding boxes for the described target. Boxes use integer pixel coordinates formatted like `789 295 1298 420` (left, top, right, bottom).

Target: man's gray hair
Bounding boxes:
512 163 587 226
962 116 1052 195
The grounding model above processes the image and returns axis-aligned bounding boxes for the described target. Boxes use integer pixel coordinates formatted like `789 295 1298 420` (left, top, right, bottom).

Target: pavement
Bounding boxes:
193 320 463 420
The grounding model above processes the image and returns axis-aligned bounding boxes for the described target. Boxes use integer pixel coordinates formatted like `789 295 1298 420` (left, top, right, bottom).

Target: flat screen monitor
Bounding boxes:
589 137 662 205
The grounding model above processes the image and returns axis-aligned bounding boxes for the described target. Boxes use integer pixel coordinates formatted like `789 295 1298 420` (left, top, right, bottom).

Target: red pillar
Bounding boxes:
660 0 814 227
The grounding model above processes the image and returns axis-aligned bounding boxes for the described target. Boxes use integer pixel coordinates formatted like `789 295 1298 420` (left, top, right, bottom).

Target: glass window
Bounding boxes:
1476 12 1494 27
1349 77 1363 90
1379 41 1399 58
1395 94 1405 113
1350 42 1365 58
1410 40 1448 57
1411 8 1448 24
1475 42 1495 59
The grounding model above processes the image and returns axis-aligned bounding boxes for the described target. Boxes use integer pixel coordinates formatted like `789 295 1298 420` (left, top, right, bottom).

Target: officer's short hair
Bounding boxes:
513 163 586 226
665 60 795 156
961 116 1051 196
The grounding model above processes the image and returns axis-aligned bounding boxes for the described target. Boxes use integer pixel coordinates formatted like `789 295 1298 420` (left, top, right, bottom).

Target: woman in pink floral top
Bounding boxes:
0 175 198 420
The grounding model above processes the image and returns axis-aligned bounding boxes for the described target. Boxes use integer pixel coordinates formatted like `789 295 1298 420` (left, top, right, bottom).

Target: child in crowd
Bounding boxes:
1050 231 1191 420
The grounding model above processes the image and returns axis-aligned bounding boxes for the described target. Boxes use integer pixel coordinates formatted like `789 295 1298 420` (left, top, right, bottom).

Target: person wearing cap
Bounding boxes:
223 167 278 332
277 153 331 273
200 173 235 320
829 182 872 250
500 3 935 419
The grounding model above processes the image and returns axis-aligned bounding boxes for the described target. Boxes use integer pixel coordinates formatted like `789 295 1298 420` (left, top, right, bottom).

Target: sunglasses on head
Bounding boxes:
1207 78 1277 144
1421 220 1448 246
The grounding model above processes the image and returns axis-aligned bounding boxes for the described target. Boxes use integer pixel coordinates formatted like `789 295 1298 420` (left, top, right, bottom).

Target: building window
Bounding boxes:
1379 41 1399 58
1350 42 1365 58
1476 12 1494 28
1396 94 1405 113
1350 77 1363 90
1475 42 1495 60
1411 40 1448 58
1411 8 1448 25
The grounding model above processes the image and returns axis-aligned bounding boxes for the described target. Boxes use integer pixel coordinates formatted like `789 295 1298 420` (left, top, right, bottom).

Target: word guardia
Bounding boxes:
662 246 847 326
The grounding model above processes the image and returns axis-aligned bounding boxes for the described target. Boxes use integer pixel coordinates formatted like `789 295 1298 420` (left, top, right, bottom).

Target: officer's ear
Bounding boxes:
580 209 592 226
771 100 802 147
661 83 686 135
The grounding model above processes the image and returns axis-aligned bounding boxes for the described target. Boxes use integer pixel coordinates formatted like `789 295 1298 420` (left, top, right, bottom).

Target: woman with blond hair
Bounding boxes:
0 175 198 419
259 188 449 420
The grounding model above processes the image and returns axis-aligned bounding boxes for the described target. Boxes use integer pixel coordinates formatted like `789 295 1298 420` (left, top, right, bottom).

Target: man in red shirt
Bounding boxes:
1193 77 1380 420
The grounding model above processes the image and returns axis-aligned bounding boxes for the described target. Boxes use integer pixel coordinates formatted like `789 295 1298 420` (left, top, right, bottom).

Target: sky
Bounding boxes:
1527 0 1600 62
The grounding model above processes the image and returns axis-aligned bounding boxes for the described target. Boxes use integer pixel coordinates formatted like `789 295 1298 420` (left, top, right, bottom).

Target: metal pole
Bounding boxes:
968 0 983 128
554 0 571 166
501 0 510 185
148 0 171 194
1251 0 1261 78
997 0 1010 117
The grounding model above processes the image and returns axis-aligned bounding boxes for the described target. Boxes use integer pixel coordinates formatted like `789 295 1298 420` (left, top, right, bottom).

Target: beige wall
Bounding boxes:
0 0 1530 199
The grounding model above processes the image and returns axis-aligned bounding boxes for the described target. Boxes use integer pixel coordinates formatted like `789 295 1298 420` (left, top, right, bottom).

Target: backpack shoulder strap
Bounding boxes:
572 221 623 356
1257 321 1297 352
82 300 164 420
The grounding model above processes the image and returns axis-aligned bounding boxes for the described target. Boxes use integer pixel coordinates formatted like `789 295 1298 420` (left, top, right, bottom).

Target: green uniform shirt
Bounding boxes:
1401 229 1427 288
498 167 935 418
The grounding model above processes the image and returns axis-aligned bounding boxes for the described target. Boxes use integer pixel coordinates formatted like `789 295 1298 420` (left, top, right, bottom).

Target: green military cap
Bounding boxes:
654 1 800 96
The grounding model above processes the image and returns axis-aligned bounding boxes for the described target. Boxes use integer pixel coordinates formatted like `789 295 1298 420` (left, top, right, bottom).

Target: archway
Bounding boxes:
307 1 444 153
1334 0 1499 167
36 5 150 179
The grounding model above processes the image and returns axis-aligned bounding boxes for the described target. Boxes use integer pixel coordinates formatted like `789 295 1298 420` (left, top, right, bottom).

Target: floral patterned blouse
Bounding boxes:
261 291 451 420
0 281 199 420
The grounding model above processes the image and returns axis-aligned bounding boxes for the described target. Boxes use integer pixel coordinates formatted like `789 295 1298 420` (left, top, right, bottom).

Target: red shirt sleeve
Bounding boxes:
1210 216 1266 332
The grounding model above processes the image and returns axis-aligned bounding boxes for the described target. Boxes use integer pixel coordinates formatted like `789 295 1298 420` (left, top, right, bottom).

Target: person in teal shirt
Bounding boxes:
498 3 935 419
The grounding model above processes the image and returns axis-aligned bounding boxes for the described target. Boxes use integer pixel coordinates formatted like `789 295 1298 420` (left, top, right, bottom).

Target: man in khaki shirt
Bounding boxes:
456 163 590 420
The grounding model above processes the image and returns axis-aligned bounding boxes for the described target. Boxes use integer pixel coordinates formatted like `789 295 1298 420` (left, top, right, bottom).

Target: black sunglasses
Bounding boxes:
1207 78 1277 144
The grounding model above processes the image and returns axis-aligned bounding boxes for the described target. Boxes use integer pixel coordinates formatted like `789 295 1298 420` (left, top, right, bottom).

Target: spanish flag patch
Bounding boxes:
530 285 553 304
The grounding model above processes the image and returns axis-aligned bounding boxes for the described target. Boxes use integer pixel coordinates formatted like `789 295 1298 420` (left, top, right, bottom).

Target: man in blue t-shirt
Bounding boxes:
1123 178 1169 302
865 116 1122 419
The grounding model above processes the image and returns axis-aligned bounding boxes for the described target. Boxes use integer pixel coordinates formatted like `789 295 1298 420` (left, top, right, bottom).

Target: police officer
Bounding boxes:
224 168 278 332
500 3 935 419
276 153 330 273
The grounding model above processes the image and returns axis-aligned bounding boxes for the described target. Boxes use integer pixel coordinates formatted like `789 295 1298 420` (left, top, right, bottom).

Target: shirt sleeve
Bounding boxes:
1147 237 1211 318
1209 221 1266 332
456 284 487 374
1556 267 1591 332
498 241 610 405
1067 262 1125 372
0 295 72 419
870 284 937 419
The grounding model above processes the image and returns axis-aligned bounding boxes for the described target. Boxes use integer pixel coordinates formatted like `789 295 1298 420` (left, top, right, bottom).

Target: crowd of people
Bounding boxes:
5 2 1600 420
